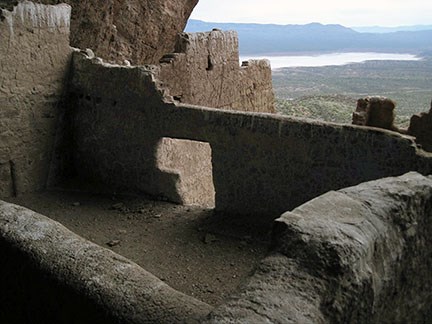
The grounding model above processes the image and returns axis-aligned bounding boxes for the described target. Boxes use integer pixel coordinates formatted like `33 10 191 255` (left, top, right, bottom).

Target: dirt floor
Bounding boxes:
5 190 272 306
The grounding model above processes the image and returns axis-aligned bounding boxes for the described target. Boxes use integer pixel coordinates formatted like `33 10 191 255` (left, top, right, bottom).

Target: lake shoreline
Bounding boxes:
240 52 421 69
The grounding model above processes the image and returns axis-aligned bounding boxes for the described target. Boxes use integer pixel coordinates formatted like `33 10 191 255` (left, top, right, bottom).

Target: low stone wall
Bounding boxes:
70 53 432 218
205 172 432 323
0 2 72 197
0 200 211 324
2 173 430 323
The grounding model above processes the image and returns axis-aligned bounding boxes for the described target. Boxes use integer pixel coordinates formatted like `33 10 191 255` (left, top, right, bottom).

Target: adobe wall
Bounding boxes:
155 30 275 207
69 53 432 218
206 172 432 323
0 3 276 204
0 200 211 323
158 30 275 113
0 2 72 197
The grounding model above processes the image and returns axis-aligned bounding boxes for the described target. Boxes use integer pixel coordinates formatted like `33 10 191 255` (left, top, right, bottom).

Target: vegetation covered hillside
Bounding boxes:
276 95 356 124
273 56 432 127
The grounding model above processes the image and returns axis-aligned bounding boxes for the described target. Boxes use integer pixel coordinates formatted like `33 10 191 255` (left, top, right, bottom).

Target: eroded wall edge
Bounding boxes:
158 30 275 113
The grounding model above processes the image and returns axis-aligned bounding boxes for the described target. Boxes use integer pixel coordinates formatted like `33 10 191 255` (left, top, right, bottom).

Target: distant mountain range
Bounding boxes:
185 19 432 55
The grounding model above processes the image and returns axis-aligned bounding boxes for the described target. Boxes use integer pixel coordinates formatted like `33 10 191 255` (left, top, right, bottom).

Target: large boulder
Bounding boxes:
206 172 432 323
68 0 199 64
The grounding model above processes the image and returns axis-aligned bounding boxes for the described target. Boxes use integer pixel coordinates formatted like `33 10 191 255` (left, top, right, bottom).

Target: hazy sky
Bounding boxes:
190 0 432 27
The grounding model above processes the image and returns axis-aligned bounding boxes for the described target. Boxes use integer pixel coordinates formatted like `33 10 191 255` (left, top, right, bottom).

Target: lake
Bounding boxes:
240 52 420 69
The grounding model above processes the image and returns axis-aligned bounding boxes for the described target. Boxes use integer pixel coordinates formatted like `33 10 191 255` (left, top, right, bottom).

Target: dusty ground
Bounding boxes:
5 190 272 306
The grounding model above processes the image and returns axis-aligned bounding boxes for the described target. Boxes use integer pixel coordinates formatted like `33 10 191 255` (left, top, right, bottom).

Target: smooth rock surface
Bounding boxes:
0 200 212 323
205 172 432 323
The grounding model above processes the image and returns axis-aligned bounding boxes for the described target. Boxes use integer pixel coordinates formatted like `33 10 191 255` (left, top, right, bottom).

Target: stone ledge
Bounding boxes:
205 172 432 323
0 200 212 323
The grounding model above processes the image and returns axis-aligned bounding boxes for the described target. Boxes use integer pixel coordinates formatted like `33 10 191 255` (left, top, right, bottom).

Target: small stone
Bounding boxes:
406 226 417 237
110 202 126 211
204 233 218 244
106 239 120 247
154 214 162 218
85 48 95 59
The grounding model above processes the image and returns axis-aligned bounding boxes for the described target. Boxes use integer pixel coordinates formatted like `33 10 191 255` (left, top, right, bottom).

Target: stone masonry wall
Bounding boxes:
69 53 432 218
0 2 72 197
156 30 275 206
158 30 275 113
